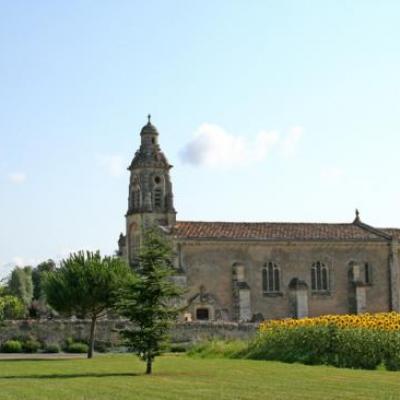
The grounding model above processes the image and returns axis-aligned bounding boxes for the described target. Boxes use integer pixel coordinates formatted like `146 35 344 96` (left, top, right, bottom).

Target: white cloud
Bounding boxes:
281 126 303 158
7 172 27 184
179 123 279 168
97 154 125 177
320 167 344 180
12 257 25 267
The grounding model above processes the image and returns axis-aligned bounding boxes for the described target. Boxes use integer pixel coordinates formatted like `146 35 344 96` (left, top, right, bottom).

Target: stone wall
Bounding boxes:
0 319 257 348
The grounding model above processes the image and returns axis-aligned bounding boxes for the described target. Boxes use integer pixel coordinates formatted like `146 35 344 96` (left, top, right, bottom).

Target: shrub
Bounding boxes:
2 340 23 353
188 340 248 359
66 342 89 354
44 343 60 353
22 339 41 353
169 343 188 353
94 341 111 353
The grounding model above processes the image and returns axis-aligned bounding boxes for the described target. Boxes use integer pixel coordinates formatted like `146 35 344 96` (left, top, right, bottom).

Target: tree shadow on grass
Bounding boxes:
0 372 138 380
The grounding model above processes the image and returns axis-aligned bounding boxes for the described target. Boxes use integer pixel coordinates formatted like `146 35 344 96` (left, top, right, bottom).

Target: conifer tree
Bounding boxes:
117 229 182 374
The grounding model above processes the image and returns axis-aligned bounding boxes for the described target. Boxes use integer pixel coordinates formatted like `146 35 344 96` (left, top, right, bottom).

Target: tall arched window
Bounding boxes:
262 262 280 293
311 261 329 292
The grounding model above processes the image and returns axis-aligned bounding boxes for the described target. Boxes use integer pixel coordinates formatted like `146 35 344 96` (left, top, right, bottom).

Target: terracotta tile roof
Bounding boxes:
172 221 394 241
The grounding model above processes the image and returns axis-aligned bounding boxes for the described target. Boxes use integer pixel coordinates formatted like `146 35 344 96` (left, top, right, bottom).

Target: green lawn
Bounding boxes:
0 354 399 400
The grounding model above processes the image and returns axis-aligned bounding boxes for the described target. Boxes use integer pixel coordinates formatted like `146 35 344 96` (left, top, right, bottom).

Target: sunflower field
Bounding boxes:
259 312 400 332
248 313 400 370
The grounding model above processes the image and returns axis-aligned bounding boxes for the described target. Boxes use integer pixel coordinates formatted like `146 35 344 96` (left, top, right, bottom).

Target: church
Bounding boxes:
118 117 400 322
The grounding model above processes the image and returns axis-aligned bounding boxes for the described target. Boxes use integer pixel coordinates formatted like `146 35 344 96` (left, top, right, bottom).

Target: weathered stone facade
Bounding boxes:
118 118 400 322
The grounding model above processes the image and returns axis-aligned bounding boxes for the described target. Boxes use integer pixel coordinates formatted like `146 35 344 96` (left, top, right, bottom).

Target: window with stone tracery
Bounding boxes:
311 261 329 292
262 262 280 293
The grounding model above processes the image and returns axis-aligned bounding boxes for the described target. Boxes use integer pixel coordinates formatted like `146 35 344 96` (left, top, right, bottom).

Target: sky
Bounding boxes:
1 1 400 276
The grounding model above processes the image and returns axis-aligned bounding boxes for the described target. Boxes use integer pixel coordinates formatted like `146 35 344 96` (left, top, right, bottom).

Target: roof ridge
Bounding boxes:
353 220 393 240
175 220 354 225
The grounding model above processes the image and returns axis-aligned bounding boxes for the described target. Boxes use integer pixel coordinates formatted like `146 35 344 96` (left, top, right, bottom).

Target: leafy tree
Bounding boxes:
0 294 25 319
30 259 56 318
117 229 183 374
32 259 56 300
44 251 130 358
8 267 33 310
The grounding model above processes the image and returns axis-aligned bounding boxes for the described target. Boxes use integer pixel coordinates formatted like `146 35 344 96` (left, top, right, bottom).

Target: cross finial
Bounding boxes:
147 114 151 124
354 208 360 223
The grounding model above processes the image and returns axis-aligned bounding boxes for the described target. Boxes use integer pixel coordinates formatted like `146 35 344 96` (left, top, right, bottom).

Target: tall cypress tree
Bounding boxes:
117 229 182 374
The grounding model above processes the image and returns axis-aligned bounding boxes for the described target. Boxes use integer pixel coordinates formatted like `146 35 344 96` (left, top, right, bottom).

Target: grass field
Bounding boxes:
0 354 399 400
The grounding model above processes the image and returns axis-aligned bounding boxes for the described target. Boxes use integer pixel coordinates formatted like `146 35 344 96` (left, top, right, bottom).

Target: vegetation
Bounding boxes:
43 343 60 353
1 340 22 353
44 251 130 358
260 312 400 331
0 293 24 320
190 313 400 371
7 267 33 309
66 342 89 354
117 229 182 374
22 339 41 354
0 355 398 399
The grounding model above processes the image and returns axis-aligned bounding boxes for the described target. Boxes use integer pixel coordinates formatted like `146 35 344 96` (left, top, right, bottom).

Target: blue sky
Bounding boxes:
1 1 400 275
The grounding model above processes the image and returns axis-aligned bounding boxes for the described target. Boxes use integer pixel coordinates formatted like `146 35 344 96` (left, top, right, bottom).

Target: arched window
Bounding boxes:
262 262 280 293
154 188 162 208
311 261 329 292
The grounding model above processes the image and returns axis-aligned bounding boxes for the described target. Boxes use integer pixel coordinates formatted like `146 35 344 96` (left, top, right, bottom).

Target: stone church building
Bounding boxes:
118 117 400 322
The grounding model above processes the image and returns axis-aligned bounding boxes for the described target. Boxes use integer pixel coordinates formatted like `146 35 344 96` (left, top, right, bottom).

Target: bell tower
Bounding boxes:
120 115 176 265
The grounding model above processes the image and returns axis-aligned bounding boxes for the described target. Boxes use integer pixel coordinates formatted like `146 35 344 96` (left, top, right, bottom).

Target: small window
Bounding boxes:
151 138 155 144
196 308 209 320
311 261 329 292
365 262 372 284
154 188 162 208
154 176 161 184
262 262 280 293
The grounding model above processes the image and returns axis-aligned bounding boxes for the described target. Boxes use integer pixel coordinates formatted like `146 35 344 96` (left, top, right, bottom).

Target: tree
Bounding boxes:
44 251 130 358
32 259 56 301
8 267 33 310
0 295 25 319
30 259 56 319
117 229 183 374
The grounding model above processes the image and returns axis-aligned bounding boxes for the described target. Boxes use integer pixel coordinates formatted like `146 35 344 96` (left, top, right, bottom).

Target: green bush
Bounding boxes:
94 341 111 353
169 343 188 353
66 342 89 354
22 339 41 353
1 340 23 353
44 343 60 353
188 340 248 359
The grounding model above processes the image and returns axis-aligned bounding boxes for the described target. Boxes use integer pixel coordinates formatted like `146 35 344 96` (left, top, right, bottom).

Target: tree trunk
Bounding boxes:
145 354 152 374
88 315 97 359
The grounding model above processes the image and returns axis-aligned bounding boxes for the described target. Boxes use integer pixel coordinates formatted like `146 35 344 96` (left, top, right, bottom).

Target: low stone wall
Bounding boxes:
0 320 257 347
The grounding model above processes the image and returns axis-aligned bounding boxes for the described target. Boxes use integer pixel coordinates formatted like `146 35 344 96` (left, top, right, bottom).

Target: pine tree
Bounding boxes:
117 229 182 374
